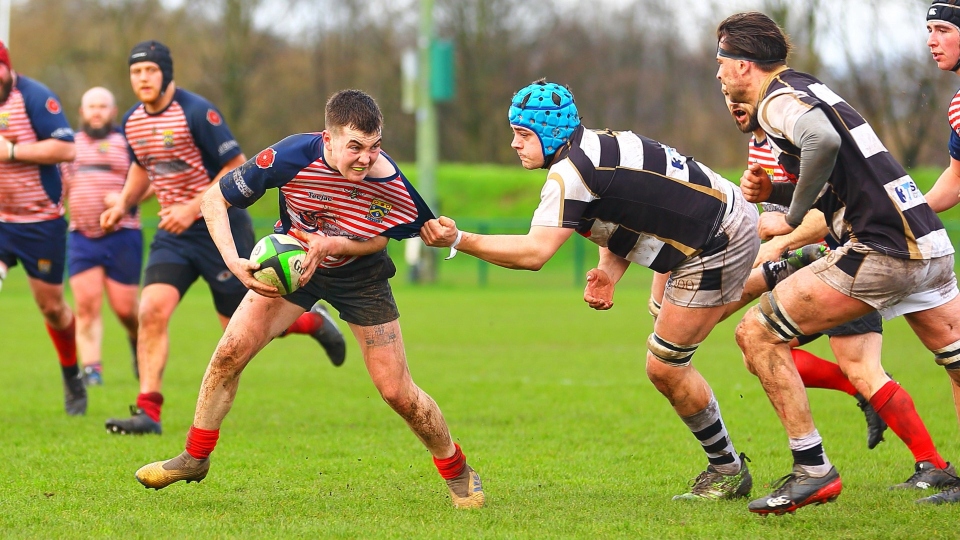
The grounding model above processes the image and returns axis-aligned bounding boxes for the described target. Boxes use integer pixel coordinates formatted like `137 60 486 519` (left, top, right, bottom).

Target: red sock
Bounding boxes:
45 317 77 368
185 426 220 459
136 392 164 422
281 311 322 337
433 444 466 480
871 381 947 468
791 349 857 396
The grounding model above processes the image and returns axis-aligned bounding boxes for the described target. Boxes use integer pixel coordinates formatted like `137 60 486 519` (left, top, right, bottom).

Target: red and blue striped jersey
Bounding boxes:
0 75 75 223
219 132 434 269
947 88 960 160
121 88 241 211
748 135 793 214
61 131 138 237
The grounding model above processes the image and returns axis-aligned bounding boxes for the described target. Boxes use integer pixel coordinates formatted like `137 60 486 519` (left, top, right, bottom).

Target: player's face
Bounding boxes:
927 22 960 72
716 54 755 106
80 93 116 130
324 125 382 182
725 94 759 134
129 61 164 104
0 63 12 105
511 126 544 169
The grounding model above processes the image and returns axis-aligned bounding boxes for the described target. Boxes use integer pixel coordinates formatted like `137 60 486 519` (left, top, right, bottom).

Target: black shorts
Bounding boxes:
284 250 399 327
796 311 883 346
143 207 255 317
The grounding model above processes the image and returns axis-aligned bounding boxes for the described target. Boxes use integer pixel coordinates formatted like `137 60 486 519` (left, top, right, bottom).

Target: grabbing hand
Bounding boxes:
753 239 788 268
584 268 615 310
229 257 282 298
420 216 459 248
740 163 773 203
288 229 336 287
757 211 793 241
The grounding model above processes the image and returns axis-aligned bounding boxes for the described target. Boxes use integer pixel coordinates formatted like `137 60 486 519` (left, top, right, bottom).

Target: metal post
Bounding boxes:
415 0 438 283
0 0 11 46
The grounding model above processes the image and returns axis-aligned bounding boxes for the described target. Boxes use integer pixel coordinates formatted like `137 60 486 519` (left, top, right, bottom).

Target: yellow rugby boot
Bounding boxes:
445 464 485 508
136 451 210 489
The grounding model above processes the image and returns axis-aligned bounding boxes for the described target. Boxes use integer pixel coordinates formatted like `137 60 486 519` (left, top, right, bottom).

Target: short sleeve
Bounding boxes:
949 130 960 161
219 134 319 208
21 82 74 142
758 92 813 145
530 158 595 228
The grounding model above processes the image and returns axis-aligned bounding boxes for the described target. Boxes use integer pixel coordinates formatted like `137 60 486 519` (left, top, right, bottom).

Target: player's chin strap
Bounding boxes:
444 229 464 260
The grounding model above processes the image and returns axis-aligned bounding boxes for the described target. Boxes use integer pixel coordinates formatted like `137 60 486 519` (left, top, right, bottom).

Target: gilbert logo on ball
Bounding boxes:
249 234 307 295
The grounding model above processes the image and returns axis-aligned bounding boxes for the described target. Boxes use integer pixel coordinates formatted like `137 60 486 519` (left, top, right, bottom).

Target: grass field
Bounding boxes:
2 165 960 538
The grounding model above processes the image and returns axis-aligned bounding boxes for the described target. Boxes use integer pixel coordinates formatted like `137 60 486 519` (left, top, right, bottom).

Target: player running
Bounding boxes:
717 11 960 514
422 80 759 502
61 87 141 386
714 94 957 495
133 89 484 509
0 39 83 415
101 41 346 435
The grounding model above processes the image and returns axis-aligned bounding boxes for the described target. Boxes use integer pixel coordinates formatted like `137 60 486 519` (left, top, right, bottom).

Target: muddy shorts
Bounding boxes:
810 242 958 320
665 186 760 308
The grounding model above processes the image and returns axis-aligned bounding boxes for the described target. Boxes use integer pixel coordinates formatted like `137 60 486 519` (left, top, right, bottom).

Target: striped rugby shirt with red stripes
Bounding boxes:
947 88 960 160
61 131 138 237
219 133 434 269
121 88 241 213
748 134 793 214
0 75 74 223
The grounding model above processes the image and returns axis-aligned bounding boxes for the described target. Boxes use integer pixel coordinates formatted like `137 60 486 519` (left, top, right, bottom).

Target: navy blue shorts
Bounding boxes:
285 250 400 327
796 311 883 346
67 228 143 285
143 207 254 317
0 218 67 284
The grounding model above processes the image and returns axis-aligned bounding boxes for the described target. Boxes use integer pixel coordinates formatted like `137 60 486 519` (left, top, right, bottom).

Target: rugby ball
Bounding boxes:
250 234 307 295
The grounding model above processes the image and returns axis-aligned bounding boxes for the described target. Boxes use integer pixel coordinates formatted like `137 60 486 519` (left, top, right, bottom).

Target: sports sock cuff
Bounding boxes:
185 426 220 460
136 392 164 422
433 443 466 480
869 380 900 411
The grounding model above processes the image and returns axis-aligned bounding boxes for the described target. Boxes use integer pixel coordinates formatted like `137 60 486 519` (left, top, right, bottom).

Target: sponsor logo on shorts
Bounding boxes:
38 259 52 274
45 98 62 114
206 109 222 126
668 278 697 291
366 199 392 223
162 129 175 148
0 112 9 129
256 148 276 169
216 270 233 282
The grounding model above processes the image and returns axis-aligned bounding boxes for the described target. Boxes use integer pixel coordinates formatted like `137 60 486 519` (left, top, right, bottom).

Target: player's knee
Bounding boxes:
932 338 960 372
646 333 699 370
738 292 802 350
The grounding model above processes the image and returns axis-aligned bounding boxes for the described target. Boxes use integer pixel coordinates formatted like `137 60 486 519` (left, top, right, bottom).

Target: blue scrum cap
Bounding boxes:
508 80 580 164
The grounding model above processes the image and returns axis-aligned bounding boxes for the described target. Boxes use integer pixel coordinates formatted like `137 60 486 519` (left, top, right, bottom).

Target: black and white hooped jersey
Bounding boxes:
219 133 434 269
758 68 952 260
532 126 738 274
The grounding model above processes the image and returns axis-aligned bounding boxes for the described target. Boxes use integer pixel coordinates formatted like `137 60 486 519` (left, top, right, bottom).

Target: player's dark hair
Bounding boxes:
716 12 791 71
325 89 383 135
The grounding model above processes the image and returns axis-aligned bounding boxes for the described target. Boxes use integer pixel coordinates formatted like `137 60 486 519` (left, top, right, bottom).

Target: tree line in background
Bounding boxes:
9 0 956 170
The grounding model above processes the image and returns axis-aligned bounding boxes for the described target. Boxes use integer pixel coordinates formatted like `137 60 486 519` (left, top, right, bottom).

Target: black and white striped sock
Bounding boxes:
681 396 741 476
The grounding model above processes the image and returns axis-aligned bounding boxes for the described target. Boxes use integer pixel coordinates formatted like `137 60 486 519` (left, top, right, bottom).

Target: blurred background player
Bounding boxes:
134 89 485 510
423 80 760 502
0 39 82 415
101 40 345 435
61 86 141 386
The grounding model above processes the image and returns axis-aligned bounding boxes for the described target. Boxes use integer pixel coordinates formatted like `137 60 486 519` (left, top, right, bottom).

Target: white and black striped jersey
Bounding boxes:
758 68 952 260
532 126 737 273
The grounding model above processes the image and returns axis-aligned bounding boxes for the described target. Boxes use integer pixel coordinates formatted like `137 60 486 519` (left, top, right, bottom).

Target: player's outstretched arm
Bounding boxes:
926 157 960 213
200 182 280 297
421 216 574 270
101 162 151 233
753 209 829 267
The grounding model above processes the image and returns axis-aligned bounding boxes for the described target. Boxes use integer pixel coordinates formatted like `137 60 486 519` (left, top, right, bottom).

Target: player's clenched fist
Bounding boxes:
420 216 459 247
584 268 615 310
740 162 773 203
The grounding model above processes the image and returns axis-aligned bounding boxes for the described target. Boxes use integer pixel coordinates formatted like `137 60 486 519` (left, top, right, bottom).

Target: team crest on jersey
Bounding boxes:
98 141 110 154
256 148 276 169
366 199 392 223
0 112 8 129
38 259 52 274
45 98 61 114
162 130 175 148
207 109 222 126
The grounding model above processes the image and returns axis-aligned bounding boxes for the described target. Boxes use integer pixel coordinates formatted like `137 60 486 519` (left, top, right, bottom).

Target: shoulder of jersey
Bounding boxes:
255 133 323 171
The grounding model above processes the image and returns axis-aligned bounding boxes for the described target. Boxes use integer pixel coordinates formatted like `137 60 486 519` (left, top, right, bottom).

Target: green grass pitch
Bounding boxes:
1 254 958 539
